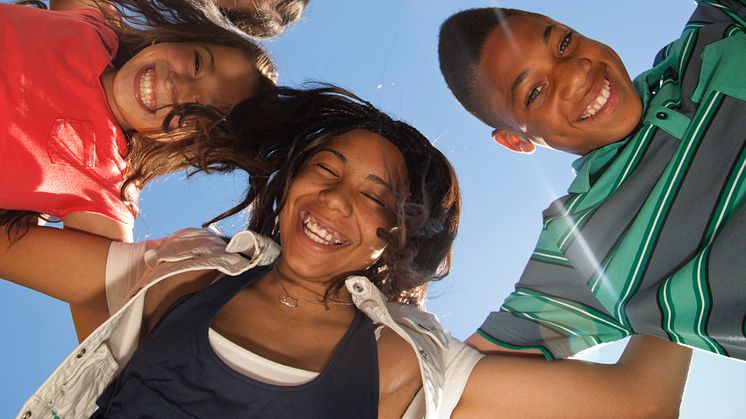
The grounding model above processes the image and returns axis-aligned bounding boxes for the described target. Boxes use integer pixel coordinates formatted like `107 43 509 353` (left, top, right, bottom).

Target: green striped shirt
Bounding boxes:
479 0 746 360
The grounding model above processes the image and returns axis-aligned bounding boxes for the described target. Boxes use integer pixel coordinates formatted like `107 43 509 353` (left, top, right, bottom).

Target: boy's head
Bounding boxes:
438 8 642 155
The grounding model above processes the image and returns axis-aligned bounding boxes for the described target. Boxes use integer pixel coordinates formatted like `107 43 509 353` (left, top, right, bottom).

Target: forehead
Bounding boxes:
321 129 407 180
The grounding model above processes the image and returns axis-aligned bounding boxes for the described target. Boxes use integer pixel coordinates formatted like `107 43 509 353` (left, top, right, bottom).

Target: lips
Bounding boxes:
579 78 611 120
300 210 350 246
579 76 612 121
135 65 156 113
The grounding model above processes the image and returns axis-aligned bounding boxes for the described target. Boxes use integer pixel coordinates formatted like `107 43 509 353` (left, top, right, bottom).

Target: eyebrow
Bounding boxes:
319 148 347 164
543 24 554 45
366 174 395 193
510 70 529 105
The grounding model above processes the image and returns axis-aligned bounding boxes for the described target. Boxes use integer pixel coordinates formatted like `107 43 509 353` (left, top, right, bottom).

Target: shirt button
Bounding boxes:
352 283 364 293
656 111 668 120
418 348 429 359
76 348 87 358
22 411 32 419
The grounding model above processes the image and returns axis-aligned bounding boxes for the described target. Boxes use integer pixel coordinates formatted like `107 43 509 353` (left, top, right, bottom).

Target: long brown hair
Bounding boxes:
95 0 308 40
187 86 461 305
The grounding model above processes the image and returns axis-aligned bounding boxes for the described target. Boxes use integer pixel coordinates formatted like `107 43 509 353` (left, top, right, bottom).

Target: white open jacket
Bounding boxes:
17 228 480 419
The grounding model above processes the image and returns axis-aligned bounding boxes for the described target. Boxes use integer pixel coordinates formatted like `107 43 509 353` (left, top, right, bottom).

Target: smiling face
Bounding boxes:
276 129 407 285
479 13 642 155
101 42 260 133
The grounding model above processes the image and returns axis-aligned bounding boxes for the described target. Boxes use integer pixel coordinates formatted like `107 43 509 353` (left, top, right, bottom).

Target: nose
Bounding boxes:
555 57 592 101
167 73 202 105
318 185 353 217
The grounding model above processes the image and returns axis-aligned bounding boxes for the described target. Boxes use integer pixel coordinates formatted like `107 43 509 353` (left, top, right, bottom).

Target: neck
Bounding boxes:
99 68 131 132
258 267 355 317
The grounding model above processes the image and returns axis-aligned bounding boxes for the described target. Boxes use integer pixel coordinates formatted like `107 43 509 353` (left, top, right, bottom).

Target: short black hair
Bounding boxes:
438 8 533 128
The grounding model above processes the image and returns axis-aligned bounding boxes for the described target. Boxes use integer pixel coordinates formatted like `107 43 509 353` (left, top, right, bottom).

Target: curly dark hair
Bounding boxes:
187 86 461 305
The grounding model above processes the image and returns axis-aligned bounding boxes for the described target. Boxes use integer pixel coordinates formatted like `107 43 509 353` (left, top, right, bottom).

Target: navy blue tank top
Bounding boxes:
92 267 379 418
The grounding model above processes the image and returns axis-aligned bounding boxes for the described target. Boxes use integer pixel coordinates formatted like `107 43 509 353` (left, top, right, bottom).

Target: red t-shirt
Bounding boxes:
0 4 136 226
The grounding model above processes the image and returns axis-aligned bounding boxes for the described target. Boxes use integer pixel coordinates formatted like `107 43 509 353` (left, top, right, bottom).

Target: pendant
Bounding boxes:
279 295 298 308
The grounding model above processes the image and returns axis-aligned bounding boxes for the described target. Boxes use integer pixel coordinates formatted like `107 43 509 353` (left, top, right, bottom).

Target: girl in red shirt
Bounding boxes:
0 1 277 338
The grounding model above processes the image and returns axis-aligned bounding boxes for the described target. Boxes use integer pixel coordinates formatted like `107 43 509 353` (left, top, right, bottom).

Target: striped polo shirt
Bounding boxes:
479 0 746 360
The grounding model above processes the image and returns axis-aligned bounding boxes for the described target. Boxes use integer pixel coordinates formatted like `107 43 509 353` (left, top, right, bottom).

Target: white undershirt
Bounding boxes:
207 325 386 385
208 326 425 418
208 328 318 385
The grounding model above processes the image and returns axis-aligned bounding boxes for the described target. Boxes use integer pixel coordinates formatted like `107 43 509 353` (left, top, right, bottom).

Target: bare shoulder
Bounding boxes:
376 327 423 418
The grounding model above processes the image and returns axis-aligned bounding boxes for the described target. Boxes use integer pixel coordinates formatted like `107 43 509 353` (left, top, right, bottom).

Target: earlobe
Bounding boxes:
491 129 536 154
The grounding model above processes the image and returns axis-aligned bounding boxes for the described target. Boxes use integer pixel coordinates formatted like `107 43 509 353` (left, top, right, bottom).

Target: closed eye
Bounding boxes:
316 162 337 177
363 192 387 207
559 31 573 54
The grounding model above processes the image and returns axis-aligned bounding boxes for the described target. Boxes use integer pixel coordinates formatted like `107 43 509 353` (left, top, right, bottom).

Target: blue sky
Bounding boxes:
1 0 745 417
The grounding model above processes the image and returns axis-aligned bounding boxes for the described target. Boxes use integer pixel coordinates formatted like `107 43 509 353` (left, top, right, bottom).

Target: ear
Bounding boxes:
491 129 536 154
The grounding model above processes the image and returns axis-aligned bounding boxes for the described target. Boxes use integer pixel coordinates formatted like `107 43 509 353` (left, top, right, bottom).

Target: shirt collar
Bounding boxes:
568 140 626 194
568 64 657 195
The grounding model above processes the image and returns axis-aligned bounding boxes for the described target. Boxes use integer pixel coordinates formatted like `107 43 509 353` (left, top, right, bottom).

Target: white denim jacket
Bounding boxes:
16 228 481 419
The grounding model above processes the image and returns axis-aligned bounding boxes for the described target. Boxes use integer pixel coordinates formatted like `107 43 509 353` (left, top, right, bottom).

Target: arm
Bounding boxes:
453 336 692 418
63 211 133 242
0 225 112 311
63 212 132 341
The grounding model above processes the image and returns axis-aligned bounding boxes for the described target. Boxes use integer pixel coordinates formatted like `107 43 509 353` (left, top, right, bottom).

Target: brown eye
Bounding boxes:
559 32 573 54
194 51 201 75
527 84 544 106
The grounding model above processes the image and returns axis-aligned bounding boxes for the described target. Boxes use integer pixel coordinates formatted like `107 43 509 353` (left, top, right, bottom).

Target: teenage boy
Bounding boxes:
438 1 746 360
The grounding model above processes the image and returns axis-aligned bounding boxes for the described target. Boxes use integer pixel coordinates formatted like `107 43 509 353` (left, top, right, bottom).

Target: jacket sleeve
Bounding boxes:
440 336 484 417
105 239 154 314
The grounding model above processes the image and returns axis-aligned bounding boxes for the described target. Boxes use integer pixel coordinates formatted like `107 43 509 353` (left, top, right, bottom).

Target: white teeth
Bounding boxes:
580 78 610 120
139 68 155 112
302 214 345 246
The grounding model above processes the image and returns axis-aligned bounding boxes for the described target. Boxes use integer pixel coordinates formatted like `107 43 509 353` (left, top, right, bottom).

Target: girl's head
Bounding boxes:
101 4 278 134
102 41 269 133
203 86 460 305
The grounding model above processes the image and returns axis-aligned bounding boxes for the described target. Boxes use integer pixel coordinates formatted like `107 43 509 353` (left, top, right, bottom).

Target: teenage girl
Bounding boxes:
1 87 690 418
0 1 276 339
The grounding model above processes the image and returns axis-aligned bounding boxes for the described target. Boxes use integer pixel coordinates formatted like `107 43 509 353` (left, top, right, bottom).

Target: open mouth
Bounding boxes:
300 211 349 246
579 78 611 121
136 66 156 113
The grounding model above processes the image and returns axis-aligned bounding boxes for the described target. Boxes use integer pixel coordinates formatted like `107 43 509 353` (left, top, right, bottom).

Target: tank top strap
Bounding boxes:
149 266 270 335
